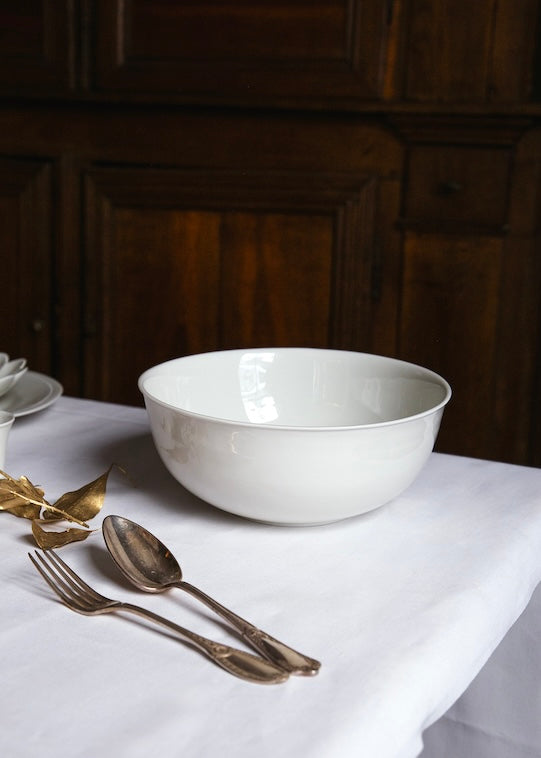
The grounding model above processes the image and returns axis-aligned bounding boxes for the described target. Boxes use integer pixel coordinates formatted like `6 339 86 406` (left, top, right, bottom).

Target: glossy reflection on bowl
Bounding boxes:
139 349 451 525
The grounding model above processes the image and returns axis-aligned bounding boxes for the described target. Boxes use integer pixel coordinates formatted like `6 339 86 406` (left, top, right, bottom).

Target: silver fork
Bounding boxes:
28 549 289 685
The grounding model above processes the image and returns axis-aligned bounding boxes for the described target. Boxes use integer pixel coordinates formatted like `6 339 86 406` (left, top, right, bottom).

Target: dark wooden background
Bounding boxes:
1 0 541 466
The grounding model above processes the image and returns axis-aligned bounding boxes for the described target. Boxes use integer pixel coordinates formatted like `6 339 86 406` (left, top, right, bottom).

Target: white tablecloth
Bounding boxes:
422 581 541 757
1 396 541 758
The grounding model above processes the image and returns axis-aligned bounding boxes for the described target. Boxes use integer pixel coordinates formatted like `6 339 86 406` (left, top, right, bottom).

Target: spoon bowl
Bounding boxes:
102 514 182 592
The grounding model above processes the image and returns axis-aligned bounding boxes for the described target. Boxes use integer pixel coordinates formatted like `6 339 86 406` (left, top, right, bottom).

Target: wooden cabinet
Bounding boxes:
1 1 541 466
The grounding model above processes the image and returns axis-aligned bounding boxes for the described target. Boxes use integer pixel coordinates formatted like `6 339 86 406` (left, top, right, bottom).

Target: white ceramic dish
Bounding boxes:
139 348 451 525
0 371 63 417
0 358 28 397
0 410 14 469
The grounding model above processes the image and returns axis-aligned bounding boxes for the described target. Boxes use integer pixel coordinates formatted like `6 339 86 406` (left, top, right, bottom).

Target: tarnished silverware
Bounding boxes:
29 549 289 685
102 514 321 676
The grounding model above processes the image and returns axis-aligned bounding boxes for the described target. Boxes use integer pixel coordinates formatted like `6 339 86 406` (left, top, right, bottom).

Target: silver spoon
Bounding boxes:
102 514 321 676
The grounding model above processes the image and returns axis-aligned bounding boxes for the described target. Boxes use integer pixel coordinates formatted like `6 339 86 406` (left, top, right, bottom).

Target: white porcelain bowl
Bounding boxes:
139 349 451 525
0 356 27 398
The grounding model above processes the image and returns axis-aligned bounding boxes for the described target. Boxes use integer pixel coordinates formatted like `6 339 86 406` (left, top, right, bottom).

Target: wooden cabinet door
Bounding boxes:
398 227 540 466
82 165 388 405
398 232 505 459
0 158 53 373
92 0 397 106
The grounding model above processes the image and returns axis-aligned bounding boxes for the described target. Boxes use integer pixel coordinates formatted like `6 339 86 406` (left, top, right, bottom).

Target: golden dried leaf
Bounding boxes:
18 475 46 502
47 465 115 523
3 465 126 547
1 501 41 520
32 519 94 549
0 471 47 519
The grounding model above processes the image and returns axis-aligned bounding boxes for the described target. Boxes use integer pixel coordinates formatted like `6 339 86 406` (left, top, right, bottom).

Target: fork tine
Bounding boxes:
30 550 103 611
28 551 80 608
45 549 106 603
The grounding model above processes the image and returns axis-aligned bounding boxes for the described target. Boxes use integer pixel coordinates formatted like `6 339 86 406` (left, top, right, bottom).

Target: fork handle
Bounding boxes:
119 602 288 684
178 581 321 676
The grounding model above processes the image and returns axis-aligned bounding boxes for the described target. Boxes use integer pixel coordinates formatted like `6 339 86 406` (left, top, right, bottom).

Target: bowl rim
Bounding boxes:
138 348 452 432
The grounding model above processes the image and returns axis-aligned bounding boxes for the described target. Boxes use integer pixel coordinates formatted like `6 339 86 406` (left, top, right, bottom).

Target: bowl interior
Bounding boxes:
140 349 450 429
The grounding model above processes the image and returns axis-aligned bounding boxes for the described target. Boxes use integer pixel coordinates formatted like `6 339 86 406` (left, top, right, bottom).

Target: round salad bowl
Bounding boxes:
139 348 451 526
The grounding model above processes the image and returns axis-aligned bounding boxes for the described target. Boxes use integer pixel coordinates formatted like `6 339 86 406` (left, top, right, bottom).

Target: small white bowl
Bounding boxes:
0 410 14 468
139 349 451 525
0 358 28 398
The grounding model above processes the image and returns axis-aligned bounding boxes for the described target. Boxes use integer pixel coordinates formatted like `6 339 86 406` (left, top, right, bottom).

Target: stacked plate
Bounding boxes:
0 353 62 417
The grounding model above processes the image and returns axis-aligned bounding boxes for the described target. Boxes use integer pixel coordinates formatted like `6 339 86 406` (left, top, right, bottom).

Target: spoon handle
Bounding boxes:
178 582 321 676
120 602 288 685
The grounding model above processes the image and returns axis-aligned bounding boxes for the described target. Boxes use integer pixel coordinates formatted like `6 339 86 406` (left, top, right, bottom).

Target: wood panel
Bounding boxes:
83 166 381 404
0 1 75 93
218 211 333 350
0 157 53 373
399 233 504 458
403 0 540 102
489 0 539 101
92 0 395 104
503 128 541 465
490 237 541 464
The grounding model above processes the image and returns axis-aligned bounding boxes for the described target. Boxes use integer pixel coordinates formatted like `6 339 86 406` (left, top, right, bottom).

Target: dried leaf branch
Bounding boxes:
0 465 123 548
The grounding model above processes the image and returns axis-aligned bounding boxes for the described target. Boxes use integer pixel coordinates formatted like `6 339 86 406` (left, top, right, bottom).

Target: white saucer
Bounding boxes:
0 371 63 417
